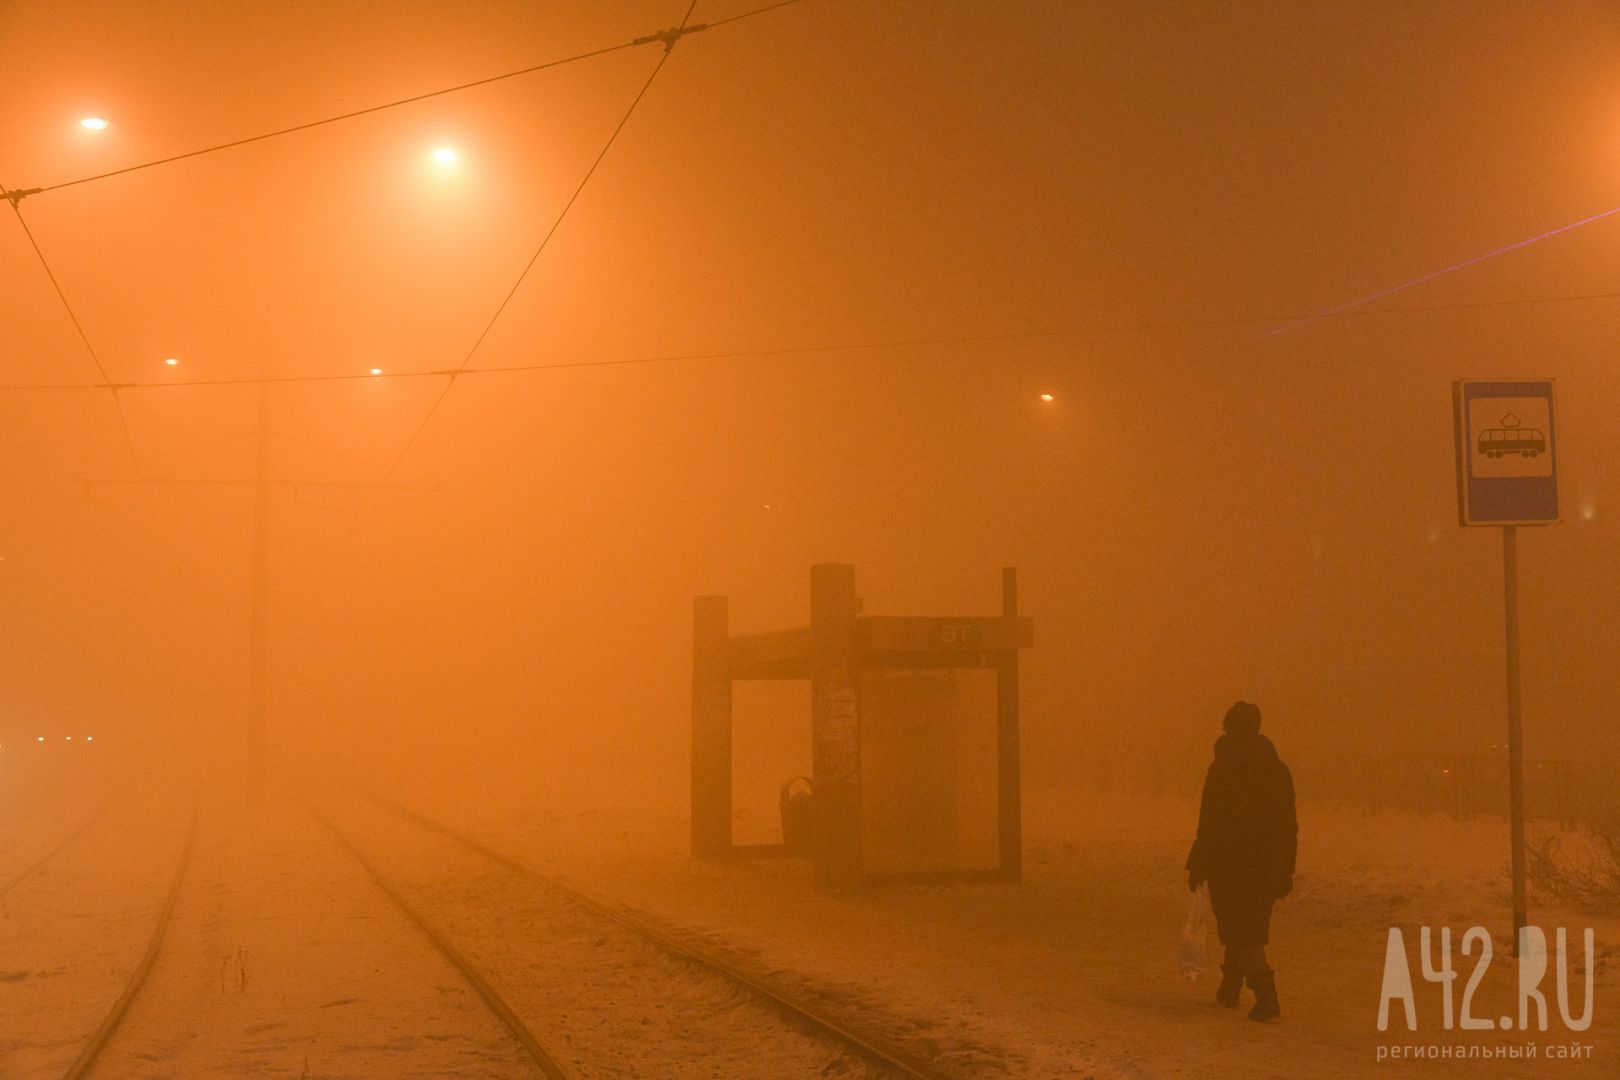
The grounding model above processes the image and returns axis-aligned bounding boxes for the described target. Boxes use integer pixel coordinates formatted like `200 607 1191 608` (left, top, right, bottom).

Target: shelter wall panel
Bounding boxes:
858 669 999 876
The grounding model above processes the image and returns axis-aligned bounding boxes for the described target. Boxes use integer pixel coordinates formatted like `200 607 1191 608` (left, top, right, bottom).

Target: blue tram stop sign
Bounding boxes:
1452 379 1559 526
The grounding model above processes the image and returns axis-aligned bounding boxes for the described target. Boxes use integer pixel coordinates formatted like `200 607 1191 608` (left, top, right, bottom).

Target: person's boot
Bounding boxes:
1247 967 1280 1022
1215 963 1243 1007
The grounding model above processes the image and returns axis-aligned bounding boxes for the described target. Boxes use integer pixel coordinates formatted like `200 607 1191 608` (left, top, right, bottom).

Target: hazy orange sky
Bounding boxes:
2 0 1618 805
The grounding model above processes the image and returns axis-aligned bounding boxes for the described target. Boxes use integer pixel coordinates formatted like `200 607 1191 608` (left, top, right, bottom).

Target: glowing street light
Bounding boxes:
432 147 457 164
80 117 109 130
368 367 383 376
163 357 179 366
1039 393 1054 402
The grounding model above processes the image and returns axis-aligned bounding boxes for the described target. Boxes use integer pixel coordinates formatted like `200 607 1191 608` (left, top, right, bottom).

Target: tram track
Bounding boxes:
309 804 571 1079
6 794 964 1077
60 802 198 1080
359 795 959 1080
0 810 103 900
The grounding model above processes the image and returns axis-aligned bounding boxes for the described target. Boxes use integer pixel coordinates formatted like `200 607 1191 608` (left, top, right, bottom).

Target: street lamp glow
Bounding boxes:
164 357 179 366
80 117 109 130
1039 393 1054 402
369 367 383 375
432 147 457 164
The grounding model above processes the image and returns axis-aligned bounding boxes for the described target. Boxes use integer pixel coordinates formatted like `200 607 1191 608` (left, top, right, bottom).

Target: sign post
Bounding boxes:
1452 379 1559 951
1501 524 1525 945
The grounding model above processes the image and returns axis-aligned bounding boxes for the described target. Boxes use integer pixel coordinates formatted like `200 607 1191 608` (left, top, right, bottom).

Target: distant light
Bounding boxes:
65 735 72 741
432 147 457 164
369 367 383 376
36 736 44 742
163 357 179 366
1581 500 1596 521
80 117 109 130
1039 393 1054 402
86 735 94 742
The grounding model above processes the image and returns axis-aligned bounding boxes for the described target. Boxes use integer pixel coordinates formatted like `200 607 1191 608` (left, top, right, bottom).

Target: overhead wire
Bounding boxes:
3 183 142 469
270 430 393 473
1261 204 1620 338
74 473 442 491
3 0 804 202
702 0 802 31
12 49 636 200
383 0 707 476
134 429 258 463
2 287 1616 395
0 0 810 491
6 0 1607 493
3 202 114 386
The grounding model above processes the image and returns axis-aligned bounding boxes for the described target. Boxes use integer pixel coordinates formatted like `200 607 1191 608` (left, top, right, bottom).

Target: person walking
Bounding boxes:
1186 700 1297 1022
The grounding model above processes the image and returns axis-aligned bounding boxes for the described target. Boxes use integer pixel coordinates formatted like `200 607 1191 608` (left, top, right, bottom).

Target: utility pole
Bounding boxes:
246 387 271 806
77 416 438 808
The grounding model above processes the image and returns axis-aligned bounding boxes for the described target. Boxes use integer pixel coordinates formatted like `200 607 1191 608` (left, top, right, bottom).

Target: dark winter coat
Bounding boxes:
1186 732 1297 898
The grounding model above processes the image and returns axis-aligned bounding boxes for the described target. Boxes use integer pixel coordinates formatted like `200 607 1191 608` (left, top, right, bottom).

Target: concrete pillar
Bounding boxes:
810 564 861 889
997 566 1023 881
691 595 731 857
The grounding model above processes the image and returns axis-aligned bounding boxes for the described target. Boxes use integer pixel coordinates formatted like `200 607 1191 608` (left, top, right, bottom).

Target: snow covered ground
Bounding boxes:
435 784 1619 1079
2 762 1614 1078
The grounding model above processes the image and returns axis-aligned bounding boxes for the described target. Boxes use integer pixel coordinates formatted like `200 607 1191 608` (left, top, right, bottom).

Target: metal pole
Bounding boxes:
996 567 1022 881
246 388 270 806
1503 524 1528 948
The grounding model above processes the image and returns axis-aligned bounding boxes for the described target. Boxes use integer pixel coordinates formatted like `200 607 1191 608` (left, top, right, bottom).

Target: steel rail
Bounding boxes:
61 803 198 1080
0 809 104 899
370 795 956 1080
309 805 571 1080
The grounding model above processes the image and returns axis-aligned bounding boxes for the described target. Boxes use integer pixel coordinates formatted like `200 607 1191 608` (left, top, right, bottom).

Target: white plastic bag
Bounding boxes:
1177 884 1212 982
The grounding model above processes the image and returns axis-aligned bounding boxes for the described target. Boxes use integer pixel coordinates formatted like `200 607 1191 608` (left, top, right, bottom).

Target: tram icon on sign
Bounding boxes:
1477 412 1545 460
1453 380 1558 524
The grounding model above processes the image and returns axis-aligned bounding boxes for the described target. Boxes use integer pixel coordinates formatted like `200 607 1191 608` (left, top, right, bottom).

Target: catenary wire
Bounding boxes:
2 287 1615 394
4 0 805 201
703 0 803 32
1261 204 1620 338
0 1 811 491
5 201 114 386
383 2 702 476
4 188 142 467
3 39 632 200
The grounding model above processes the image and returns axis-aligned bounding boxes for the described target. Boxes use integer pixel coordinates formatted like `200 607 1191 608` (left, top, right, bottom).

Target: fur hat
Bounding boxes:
1223 700 1262 734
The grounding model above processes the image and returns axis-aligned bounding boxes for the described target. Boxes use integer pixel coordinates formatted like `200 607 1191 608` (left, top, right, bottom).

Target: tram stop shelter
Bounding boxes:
691 564 1032 890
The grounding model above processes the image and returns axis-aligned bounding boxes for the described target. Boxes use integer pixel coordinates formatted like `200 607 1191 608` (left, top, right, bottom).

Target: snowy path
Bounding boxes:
3 776 1612 1078
441 790 1619 1080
